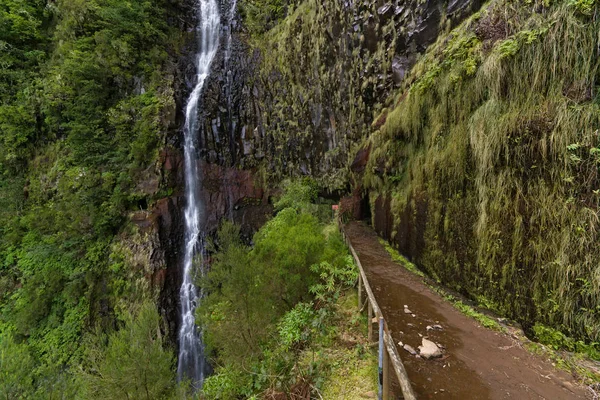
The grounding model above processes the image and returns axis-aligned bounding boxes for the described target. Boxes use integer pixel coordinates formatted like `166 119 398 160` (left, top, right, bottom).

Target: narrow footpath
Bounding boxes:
344 221 589 399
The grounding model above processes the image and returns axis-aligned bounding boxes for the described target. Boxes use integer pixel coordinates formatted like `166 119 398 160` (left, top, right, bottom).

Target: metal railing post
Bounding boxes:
383 346 390 400
378 317 384 400
358 274 363 311
368 303 373 342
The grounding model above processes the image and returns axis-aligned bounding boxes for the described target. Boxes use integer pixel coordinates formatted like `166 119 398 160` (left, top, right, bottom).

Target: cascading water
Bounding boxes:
177 0 220 389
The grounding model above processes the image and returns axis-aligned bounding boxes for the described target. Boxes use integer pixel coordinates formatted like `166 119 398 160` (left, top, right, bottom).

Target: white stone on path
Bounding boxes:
403 344 418 355
419 338 443 359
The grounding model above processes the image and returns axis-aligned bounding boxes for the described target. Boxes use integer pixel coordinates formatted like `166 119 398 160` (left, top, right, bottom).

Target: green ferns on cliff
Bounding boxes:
0 0 183 396
239 0 295 35
365 0 600 345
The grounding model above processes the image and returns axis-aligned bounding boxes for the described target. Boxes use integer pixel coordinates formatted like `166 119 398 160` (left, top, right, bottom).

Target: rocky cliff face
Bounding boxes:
194 0 483 187
115 0 270 345
140 0 483 347
121 0 600 361
357 2 600 342
193 0 600 345
160 0 483 232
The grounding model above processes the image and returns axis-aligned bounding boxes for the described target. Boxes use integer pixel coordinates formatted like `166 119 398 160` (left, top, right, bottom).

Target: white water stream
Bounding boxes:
177 0 220 389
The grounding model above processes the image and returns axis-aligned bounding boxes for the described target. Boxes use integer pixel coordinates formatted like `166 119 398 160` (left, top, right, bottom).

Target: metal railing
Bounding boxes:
339 223 417 400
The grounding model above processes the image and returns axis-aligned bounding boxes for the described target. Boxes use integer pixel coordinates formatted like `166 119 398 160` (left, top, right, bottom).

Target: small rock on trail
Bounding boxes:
403 344 418 355
419 338 443 359
427 324 443 331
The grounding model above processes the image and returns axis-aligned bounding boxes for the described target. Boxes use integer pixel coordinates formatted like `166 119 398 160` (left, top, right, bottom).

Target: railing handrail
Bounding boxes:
339 220 417 400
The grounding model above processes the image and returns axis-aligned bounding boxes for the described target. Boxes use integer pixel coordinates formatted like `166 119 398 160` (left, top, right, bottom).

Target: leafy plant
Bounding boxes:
200 181 357 397
77 302 176 400
277 302 317 351
274 178 319 211
569 0 597 14
309 257 357 303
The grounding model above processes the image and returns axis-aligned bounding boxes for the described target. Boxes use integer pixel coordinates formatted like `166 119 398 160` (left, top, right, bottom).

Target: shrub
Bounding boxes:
77 302 176 400
0 331 35 399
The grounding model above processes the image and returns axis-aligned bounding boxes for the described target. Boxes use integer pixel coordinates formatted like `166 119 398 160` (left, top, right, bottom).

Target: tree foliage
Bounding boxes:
0 0 184 393
199 181 357 397
77 302 176 400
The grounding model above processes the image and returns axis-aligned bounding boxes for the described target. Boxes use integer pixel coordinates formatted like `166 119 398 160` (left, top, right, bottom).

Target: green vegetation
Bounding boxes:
4 0 599 395
274 178 318 211
525 339 600 384
365 0 600 347
378 238 425 278
198 181 373 398
0 301 176 400
239 0 295 35
0 330 35 399
0 0 184 395
77 302 176 400
533 324 600 360
248 0 396 189
310 292 378 399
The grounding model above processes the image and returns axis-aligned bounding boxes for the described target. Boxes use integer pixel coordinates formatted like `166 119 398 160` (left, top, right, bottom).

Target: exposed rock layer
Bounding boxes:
149 0 483 346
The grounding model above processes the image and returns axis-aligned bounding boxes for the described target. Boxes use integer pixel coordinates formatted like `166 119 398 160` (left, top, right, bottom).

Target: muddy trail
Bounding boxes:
344 221 589 399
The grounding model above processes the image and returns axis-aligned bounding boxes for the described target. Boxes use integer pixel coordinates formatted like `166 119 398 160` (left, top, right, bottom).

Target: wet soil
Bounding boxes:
345 221 589 399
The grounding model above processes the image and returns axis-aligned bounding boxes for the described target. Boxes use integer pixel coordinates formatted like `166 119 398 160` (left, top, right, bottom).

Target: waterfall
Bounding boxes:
177 0 220 389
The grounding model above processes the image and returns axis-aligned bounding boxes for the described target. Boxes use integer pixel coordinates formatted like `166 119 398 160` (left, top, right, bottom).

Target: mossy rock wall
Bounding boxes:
363 0 600 341
197 0 482 189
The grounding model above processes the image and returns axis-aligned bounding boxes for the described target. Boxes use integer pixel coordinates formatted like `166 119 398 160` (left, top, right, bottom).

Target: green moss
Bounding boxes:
239 0 293 36
525 337 600 384
249 0 395 190
378 238 426 278
452 300 503 330
533 324 600 360
365 0 600 344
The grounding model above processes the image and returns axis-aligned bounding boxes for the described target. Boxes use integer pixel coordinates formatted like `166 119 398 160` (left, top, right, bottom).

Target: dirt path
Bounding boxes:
345 221 589 399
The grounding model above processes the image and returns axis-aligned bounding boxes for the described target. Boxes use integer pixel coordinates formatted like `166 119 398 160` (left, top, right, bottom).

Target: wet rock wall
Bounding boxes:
133 0 483 346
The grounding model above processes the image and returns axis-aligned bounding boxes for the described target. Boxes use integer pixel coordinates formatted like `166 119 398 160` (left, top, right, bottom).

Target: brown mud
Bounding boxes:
345 221 589 399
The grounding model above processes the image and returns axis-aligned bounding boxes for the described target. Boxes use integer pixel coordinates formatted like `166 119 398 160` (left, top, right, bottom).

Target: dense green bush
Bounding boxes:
77 302 176 400
199 181 357 398
274 178 318 211
0 0 183 393
198 209 324 364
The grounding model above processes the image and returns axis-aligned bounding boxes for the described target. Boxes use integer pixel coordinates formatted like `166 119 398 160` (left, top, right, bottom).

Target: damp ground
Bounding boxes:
345 221 589 399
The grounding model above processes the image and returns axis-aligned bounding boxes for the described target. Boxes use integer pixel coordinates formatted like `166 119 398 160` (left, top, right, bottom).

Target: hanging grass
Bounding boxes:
364 0 600 343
